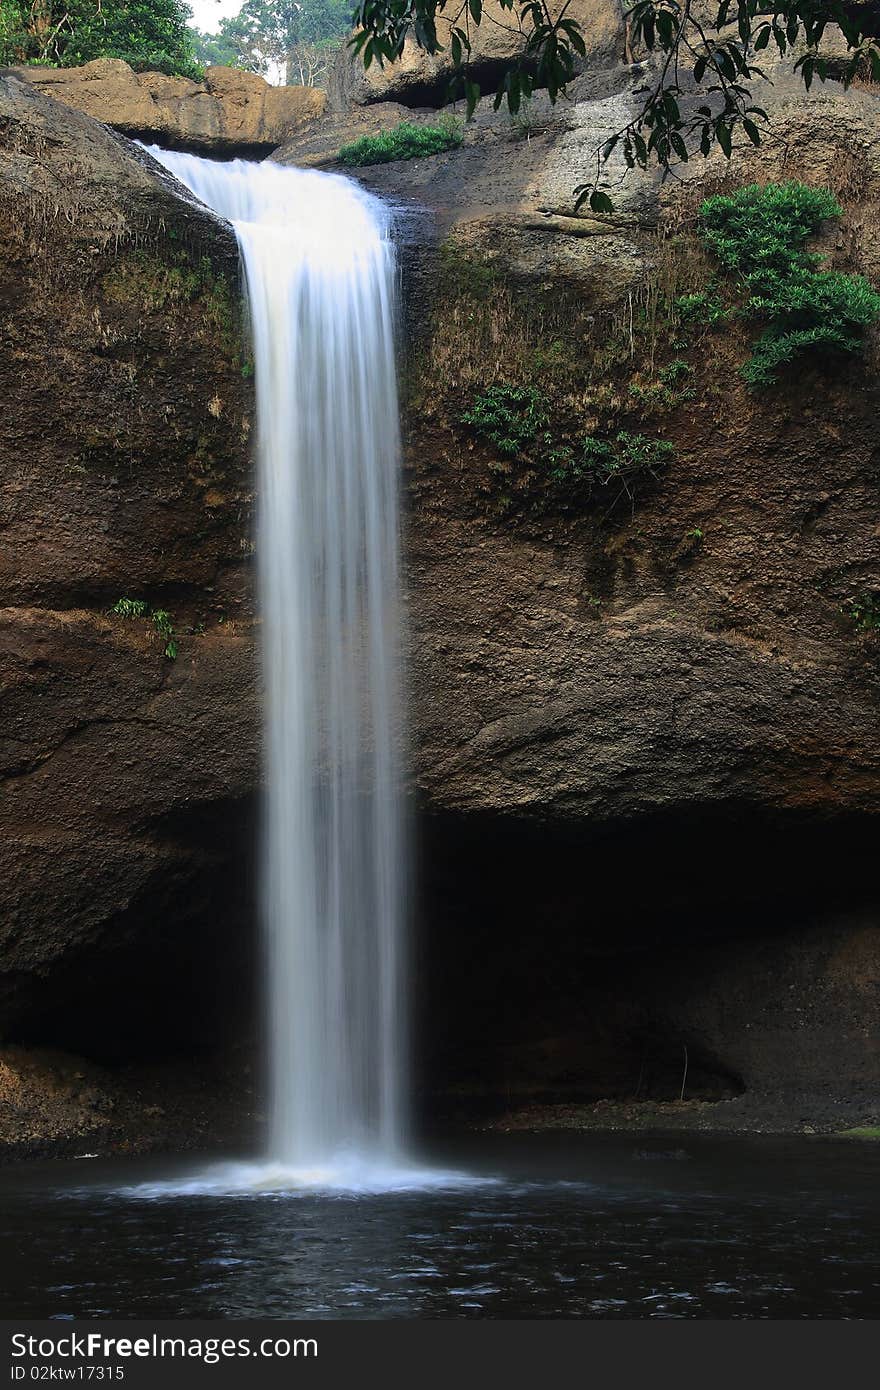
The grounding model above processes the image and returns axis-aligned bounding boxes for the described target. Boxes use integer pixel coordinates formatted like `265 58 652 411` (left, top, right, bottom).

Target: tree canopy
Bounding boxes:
189 0 353 85
347 2 880 209
0 0 201 78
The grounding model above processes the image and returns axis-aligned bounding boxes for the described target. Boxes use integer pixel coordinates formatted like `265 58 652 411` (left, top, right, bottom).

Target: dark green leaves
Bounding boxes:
111 598 179 661
461 384 548 458
742 118 761 146
0 0 203 79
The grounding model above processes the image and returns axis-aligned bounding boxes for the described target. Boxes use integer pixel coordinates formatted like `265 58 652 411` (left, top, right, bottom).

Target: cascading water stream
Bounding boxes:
146 148 412 1187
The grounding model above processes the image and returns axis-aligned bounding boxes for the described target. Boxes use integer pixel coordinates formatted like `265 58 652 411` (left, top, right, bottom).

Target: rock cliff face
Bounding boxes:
3 59 325 155
0 45 878 1150
0 75 258 1069
278 69 880 828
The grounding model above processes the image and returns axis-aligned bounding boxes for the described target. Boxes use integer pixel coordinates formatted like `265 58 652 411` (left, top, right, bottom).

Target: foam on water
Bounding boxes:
114 1157 494 1201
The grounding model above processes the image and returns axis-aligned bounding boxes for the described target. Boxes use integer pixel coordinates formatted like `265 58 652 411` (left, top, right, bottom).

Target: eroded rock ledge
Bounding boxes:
2 58 325 155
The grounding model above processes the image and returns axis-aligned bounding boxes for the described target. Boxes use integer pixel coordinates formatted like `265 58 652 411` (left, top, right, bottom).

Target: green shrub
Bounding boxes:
697 182 880 387
675 289 728 325
111 597 149 619
150 608 178 660
338 117 463 167
461 384 548 457
699 183 841 277
463 385 674 512
543 431 673 508
658 358 693 387
573 432 674 504
743 273 880 387
629 357 696 410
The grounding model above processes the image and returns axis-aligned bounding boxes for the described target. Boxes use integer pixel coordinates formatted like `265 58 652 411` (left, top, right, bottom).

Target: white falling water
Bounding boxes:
147 149 414 1187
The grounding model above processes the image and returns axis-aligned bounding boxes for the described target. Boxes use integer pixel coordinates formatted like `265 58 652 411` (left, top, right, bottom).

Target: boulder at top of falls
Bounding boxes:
327 0 628 111
5 59 325 156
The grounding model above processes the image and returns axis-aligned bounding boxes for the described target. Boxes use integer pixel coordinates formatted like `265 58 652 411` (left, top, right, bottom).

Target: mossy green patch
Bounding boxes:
438 242 500 302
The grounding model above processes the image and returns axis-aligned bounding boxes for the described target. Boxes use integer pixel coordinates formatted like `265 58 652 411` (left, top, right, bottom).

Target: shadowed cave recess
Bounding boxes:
7 802 877 1132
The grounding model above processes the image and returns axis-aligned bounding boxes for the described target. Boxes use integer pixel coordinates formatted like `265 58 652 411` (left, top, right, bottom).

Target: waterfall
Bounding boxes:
147 149 406 1180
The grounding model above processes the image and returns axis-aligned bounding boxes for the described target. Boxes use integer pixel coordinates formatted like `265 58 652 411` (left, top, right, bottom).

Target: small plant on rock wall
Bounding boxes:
674 288 729 327
668 525 704 567
573 432 675 509
509 95 544 142
659 359 694 388
150 609 178 661
842 591 880 634
461 385 548 458
111 597 178 660
110 597 149 620
629 358 696 410
462 383 674 514
538 431 674 508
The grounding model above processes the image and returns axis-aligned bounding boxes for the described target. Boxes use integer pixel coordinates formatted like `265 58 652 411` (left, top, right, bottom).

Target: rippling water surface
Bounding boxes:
1 1135 876 1318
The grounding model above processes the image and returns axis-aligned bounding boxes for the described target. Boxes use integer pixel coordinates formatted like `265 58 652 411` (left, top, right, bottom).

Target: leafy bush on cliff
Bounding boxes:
562 433 674 508
0 0 202 80
699 183 841 274
463 385 673 513
338 118 463 167
698 183 880 387
676 289 728 326
461 385 548 457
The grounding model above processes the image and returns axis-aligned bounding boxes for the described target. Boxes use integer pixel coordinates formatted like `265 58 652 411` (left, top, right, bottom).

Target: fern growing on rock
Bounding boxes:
461 385 548 457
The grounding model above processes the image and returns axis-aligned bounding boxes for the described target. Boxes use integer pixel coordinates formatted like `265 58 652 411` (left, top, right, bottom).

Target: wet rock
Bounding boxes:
0 1045 258 1160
